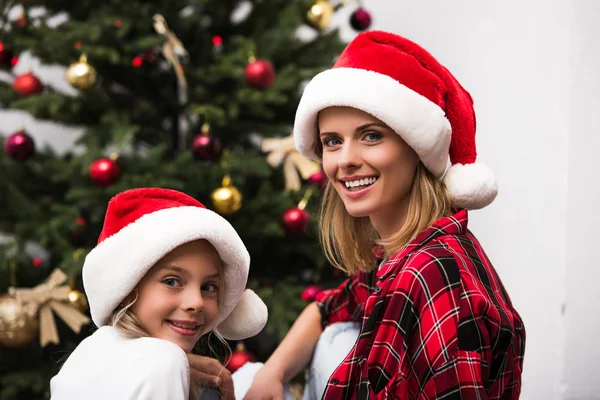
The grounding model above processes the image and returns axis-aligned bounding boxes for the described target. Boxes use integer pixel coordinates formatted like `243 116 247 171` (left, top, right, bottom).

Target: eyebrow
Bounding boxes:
159 265 221 280
319 122 388 137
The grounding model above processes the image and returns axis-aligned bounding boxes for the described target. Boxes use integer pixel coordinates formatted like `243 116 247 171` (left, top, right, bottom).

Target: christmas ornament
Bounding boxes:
67 289 88 313
0 42 18 69
226 342 256 373
211 175 242 215
32 257 42 268
10 269 90 347
306 0 334 30
14 14 27 29
89 158 120 187
282 189 313 235
307 170 328 190
260 133 321 193
191 123 222 161
13 71 43 96
132 47 158 68
301 284 324 302
4 129 35 161
0 295 38 347
244 58 275 90
153 14 189 89
350 7 372 31
281 207 310 235
65 54 97 90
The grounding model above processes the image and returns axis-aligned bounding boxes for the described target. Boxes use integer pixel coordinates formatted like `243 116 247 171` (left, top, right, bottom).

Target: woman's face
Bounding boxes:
318 106 419 224
131 239 221 353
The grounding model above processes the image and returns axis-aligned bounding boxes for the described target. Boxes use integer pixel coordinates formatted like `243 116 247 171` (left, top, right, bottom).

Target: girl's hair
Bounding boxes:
318 158 454 275
110 255 231 400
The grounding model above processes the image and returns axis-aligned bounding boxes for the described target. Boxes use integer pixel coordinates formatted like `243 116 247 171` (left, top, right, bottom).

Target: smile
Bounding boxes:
340 176 378 199
166 320 202 337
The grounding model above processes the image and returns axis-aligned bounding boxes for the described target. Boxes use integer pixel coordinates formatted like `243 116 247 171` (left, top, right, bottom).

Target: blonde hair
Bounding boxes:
110 257 231 400
318 162 454 275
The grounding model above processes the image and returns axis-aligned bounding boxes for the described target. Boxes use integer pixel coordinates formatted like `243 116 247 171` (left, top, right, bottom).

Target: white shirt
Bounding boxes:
50 325 190 400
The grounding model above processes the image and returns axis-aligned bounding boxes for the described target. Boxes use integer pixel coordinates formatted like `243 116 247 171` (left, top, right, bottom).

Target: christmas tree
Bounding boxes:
0 0 373 398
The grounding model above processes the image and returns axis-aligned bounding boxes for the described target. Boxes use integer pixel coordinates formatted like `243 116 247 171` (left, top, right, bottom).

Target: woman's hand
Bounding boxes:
187 354 235 400
242 366 285 400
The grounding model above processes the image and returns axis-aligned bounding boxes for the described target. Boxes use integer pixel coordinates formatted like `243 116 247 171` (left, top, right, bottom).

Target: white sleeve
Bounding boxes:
126 344 190 400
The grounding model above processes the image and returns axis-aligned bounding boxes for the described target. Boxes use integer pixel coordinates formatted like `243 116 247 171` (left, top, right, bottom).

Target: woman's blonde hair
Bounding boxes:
110 254 231 400
318 157 454 275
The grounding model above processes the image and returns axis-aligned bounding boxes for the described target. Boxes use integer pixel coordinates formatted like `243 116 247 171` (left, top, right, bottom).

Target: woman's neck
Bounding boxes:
369 198 410 240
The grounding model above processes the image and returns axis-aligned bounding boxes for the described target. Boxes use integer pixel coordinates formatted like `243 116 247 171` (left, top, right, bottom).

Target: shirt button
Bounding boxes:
331 378 339 385
375 286 381 293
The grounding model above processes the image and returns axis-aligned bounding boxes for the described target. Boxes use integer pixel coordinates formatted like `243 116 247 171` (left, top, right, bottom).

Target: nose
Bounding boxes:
337 140 361 171
181 287 203 313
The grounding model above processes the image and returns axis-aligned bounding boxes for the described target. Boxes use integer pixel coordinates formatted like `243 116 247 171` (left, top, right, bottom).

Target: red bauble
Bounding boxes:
307 170 328 190
0 42 18 69
281 207 310 235
4 130 35 161
226 343 256 373
89 158 120 186
13 72 43 96
301 284 324 302
244 59 275 90
191 134 222 161
132 47 158 68
350 7 372 31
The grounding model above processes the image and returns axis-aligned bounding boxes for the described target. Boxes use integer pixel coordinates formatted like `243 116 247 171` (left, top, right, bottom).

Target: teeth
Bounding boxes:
344 177 377 189
169 321 198 330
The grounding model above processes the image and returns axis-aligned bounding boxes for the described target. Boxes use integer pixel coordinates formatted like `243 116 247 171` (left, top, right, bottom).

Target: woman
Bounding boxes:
243 31 525 399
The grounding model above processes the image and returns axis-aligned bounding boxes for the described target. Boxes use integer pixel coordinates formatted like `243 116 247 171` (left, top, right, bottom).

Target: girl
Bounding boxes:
50 187 268 400
243 31 525 399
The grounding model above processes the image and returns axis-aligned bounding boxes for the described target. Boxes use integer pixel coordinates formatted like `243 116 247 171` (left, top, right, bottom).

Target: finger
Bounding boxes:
187 354 222 375
216 369 235 400
189 369 220 387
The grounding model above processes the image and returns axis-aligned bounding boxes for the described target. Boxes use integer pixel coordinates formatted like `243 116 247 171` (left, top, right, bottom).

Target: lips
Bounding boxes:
166 320 202 337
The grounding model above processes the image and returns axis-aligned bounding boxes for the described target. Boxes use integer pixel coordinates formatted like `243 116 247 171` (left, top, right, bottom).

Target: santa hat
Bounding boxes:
82 188 268 341
293 31 497 209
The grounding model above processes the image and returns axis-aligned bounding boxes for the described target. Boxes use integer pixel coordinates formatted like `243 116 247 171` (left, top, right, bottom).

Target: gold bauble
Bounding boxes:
211 177 242 215
65 54 97 90
68 289 88 313
0 295 38 348
306 0 334 30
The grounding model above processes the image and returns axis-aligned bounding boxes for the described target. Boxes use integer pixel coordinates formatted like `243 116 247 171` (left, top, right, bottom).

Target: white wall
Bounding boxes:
2 1 599 399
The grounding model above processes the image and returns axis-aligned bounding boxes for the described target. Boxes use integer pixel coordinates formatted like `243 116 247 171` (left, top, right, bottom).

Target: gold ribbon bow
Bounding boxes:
262 134 321 193
9 269 90 347
153 14 188 90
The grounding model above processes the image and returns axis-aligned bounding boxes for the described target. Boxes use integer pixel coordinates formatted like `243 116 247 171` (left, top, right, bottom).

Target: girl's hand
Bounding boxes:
187 354 235 400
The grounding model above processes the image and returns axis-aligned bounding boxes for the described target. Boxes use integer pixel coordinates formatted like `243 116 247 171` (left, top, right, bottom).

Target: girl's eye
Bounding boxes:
202 283 219 293
162 277 182 287
363 131 383 142
322 137 342 147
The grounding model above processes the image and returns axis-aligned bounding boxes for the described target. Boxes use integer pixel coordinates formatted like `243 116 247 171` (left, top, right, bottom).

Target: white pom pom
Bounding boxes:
217 289 268 340
443 162 498 210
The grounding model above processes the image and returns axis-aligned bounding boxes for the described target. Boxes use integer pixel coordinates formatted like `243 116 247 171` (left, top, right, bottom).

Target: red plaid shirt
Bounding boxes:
316 210 525 399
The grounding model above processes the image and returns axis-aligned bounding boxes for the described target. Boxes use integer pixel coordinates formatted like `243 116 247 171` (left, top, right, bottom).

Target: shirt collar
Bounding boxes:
376 209 469 279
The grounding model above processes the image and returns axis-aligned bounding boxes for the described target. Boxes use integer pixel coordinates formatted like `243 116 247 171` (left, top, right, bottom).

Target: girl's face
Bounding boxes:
318 107 419 232
131 239 221 353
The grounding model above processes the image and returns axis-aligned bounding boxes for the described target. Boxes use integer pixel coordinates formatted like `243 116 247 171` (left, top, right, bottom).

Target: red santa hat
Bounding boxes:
82 188 268 341
293 31 497 209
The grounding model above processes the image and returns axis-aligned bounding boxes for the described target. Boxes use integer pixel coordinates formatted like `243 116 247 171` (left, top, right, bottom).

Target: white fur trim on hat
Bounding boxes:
443 162 498 210
217 289 268 340
293 67 452 177
82 206 267 339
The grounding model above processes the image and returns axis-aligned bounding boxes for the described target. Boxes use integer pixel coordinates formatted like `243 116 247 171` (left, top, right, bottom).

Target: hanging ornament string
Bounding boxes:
9 269 90 347
261 133 321 193
152 14 190 153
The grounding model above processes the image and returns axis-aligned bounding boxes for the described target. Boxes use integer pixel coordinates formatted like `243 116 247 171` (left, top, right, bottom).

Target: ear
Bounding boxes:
217 289 268 341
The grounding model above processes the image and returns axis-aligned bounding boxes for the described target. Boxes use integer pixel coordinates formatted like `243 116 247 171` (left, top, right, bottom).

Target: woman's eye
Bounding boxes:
202 283 219 293
323 137 342 147
363 131 382 141
162 277 182 287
